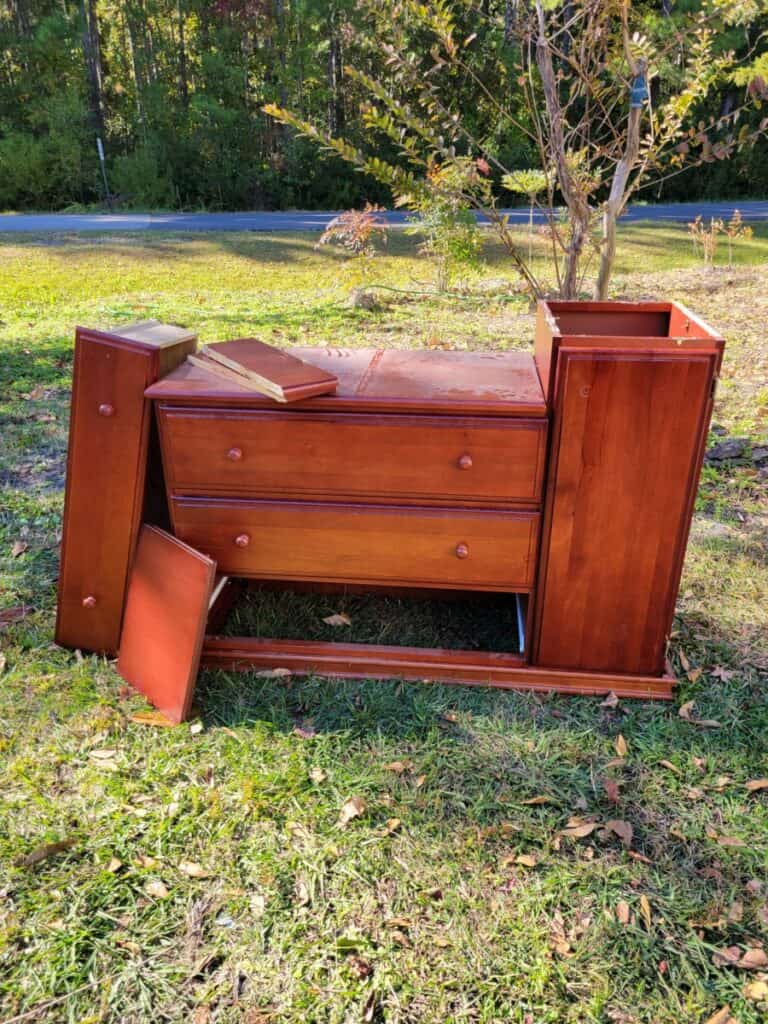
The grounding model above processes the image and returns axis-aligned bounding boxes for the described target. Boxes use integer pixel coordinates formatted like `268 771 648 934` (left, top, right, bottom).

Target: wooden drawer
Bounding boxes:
171 498 540 591
158 407 546 505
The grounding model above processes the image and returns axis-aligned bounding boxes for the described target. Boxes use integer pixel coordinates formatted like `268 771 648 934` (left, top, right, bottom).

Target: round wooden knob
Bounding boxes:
458 453 473 470
98 403 114 417
227 447 243 462
455 543 469 559
234 533 250 548
82 595 97 608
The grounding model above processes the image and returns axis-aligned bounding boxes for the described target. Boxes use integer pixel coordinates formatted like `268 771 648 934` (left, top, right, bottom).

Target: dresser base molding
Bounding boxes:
200 636 676 700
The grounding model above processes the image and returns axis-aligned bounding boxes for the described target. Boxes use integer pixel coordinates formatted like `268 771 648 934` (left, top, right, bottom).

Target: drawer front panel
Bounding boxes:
172 499 540 591
158 408 546 505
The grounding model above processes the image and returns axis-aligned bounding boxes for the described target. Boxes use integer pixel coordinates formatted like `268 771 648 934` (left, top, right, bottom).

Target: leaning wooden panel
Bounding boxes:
55 323 195 654
534 351 716 675
118 526 215 723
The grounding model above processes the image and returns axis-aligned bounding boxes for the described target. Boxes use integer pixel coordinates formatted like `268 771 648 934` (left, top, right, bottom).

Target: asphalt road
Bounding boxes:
0 200 766 233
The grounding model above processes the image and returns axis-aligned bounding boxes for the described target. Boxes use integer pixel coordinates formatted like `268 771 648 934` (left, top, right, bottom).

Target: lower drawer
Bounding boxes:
171 498 540 591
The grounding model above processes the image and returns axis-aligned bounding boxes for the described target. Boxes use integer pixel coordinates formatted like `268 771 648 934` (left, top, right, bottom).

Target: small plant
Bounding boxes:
502 169 551 264
688 215 724 269
316 202 388 257
406 157 488 293
724 209 753 268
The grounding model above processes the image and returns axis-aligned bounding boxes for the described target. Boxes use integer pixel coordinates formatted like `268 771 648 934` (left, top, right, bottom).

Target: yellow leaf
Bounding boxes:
639 894 652 929
746 778 768 793
678 700 695 720
309 767 327 783
659 759 682 775
744 980 768 1000
515 854 537 868
338 795 366 826
704 1007 738 1024
129 711 176 728
615 735 628 757
520 795 553 805
106 857 123 873
145 880 169 899
384 817 401 835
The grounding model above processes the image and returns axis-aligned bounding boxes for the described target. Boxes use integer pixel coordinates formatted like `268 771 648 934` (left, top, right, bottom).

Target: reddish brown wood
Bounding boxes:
532 299 723 675
118 525 215 723
194 337 338 402
200 636 675 699
156 408 547 506
170 498 540 591
147 348 548 418
56 323 196 653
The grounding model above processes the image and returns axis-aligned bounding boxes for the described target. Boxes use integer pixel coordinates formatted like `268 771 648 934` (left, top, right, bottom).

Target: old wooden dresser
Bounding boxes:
55 301 724 719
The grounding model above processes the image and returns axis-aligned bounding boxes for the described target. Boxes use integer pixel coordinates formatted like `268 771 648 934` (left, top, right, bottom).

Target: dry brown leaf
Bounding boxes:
560 821 598 840
129 710 176 727
135 854 158 869
738 948 768 970
385 917 412 930
390 929 411 947
179 861 209 878
11 540 28 558
145 879 170 899
606 819 634 848
628 850 652 864
515 854 537 868
639 894 652 929
744 979 768 1001
106 857 123 873
413 774 427 789
716 835 746 848
746 778 768 793
89 748 119 760
615 734 628 757
603 778 620 803
679 701 721 728
254 667 292 678
746 879 763 896
433 936 451 947
295 880 310 907
0 652 6 674
616 900 631 925
384 817 401 835
679 701 695 720
704 1006 738 1024
383 761 409 775
727 901 743 924
679 650 691 672
338 795 366 827
603 757 626 770
309 767 327 784
323 612 352 627
600 691 619 708
712 666 735 681
189 721 204 735
15 838 76 868
713 946 742 967
0 605 30 630
520 795 553 805
687 667 703 683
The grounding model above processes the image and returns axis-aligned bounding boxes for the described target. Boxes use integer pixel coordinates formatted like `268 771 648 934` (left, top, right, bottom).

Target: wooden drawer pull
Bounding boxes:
455 543 469 559
457 453 473 470
98 403 114 417
234 533 251 548
227 447 243 461
82 595 97 608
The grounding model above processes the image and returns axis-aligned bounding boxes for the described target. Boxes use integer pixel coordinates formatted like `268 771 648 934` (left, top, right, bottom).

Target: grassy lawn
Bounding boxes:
1 224 767 1024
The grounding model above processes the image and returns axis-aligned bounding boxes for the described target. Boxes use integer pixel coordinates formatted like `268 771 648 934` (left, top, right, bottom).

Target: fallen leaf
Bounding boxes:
295 880 310 906
323 612 352 627
106 857 123 873
383 817 402 835
738 948 768 970
603 778 620 803
413 774 427 788
606 819 634 848
11 540 28 558
600 691 619 708
746 778 768 793
616 901 631 925
254 667 292 678
390 929 410 947
385 917 412 929
744 980 768 1001
639 894 652 929
679 701 695 720
433 935 451 947
515 854 537 868
293 722 316 739
679 701 722 728
145 879 169 899
383 760 409 775
704 1007 738 1024
716 835 746 848
659 759 682 775
135 855 158 869
679 650 690 672
179 861 209 878
727 901 743 924
349 956 372 979
615 734 628 757
713 946 742 967
711 666 735 681
15 839 77 868
338 795 366 827
687 667 703 683
521 795 553 805
0 605 30 630
628 850 652 864
0 653 5 674
189 721 203 735
309 767 327 783
88 748 119 760
129 711 176 728
746 879 763 896
560 821 599 840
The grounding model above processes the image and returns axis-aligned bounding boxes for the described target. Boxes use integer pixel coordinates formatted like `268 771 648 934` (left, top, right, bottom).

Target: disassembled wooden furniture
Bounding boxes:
55 304 724 721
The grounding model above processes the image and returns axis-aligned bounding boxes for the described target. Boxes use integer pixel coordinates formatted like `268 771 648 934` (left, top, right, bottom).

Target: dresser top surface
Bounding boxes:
146 346 547 417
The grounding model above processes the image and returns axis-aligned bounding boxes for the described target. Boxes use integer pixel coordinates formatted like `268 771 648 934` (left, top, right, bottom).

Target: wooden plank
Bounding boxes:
118 526 216 723
170 498 540 591
157 408 547 506
200 636 675 700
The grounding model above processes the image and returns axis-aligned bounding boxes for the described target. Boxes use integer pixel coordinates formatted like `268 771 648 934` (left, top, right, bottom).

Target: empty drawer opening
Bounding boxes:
218 585 529 657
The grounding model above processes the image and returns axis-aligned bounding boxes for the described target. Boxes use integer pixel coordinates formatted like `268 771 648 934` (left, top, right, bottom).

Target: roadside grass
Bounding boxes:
1 224 767 1024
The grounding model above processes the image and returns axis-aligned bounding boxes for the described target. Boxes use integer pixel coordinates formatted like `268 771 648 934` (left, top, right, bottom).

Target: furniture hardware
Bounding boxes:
98 403 114 417
227 447 243 461
457 453 473 470
234 533 251 548
455 543 470 559
82 595 97 608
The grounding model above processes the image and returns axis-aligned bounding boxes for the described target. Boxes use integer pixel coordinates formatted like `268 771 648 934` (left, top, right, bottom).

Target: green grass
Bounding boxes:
1 224 767 1023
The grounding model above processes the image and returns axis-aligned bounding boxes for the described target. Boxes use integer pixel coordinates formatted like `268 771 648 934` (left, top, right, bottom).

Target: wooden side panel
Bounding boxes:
118 526 215 723
533 352 715 674
158 409 547 505
172 498 540 591
56 328 194 654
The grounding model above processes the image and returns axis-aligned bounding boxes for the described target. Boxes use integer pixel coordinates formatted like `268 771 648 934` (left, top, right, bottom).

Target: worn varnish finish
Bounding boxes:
171 498 540 591
117 526 216 723
56 324 195 653
157 408 546 506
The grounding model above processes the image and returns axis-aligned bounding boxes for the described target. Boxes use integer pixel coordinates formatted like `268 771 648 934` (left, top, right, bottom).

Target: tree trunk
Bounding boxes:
327 6 344 134
80 0 105 139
